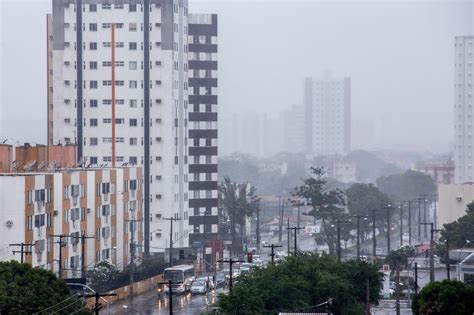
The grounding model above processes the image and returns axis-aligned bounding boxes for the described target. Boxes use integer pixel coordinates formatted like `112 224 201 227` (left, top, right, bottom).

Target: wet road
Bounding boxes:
107 287 223 315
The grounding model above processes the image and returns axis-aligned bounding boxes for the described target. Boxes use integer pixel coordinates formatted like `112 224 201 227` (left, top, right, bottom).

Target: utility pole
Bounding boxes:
9 242 34 264
125 218 141 307
80 233 95 279
50 234 67 278
278 196 283 243
368 210 380 258
84 291 117 315
287 218 291 253
218 258 244 292
333 219 350 262
408 200 414 246
287 226 304 255
433 229 450 280
350 215 368 260
399 204 403 247
422 195 428 240
256 202 261 252
163 216 182 266
414 262 419 295
421 222 435 282
395 266 401 315
385 205 394 253
263 244 282 265
416 198 422 242
158 280 182 315
366 279 370 315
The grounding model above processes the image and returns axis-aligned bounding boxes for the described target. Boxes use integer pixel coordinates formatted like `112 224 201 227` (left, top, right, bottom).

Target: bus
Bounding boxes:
163 264 195 294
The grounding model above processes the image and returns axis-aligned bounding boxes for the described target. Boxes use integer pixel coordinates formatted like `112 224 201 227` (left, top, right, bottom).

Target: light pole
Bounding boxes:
399 204 403 247
350 215 368 260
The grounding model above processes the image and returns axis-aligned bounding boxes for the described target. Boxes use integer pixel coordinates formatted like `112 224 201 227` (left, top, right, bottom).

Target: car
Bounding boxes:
190 279 208 294
214 273 226 288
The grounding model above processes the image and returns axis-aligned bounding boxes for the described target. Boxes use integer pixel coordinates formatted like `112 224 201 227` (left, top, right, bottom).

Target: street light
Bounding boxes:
420 222 435 282
350 215 368 260
384 204 394 254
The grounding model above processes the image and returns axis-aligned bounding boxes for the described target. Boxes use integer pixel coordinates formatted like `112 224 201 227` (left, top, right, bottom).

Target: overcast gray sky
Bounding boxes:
1 0 473 152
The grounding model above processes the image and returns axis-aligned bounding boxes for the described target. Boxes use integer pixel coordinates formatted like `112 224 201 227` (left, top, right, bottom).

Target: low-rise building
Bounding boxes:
438 183 474 227
0 166 143 278
0 144 13 172
15 143 77 171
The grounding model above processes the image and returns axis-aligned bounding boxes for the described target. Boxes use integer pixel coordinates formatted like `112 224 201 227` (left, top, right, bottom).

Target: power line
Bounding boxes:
34 294 78 314
50 297 84 314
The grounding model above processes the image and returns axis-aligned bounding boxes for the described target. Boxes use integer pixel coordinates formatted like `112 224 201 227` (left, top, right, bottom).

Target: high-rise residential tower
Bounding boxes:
49 0 191 256
187 14 219 266
454 36 474 183
304 74 351 156
282 104 305 153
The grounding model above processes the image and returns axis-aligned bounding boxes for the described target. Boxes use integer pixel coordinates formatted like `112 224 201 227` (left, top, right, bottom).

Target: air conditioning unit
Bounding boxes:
53 210 59 216
155 214 161 218
155 137 162 142
86 208 91 213
155 80 162 85
155 23 161 27
155 99 162 104
155 118 162 123
156 156 162 161
155 194 162 199
5 220 13 228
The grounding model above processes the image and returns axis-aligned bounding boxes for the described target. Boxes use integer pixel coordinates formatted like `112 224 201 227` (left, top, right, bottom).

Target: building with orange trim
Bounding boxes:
0 166 143 278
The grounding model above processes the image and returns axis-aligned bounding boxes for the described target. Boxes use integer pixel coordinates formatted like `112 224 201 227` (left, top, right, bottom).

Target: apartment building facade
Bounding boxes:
0 167 143 278
304 74 351 157
49 0 192 255
454 36 474 183
187 14 219 266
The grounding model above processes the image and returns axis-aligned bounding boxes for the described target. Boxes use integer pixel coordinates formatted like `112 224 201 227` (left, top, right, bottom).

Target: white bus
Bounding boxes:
163 264 195 294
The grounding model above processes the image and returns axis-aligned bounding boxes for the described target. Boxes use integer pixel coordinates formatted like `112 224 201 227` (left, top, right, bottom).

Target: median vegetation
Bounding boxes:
216 253 382 314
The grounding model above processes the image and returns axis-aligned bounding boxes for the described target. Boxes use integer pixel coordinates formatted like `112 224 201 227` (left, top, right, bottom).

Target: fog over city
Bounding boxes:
1 0 472 154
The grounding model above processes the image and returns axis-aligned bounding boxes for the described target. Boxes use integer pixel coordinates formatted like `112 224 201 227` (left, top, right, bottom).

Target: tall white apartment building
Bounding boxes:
304 74 351 156
187 14 220 267
49 0 190 256
454 36 474 183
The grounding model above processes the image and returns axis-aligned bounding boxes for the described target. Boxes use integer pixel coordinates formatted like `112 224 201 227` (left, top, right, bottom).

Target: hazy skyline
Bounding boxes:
1 0 473 154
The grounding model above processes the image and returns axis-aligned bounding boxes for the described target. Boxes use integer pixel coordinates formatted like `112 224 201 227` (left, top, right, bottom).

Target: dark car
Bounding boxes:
214 273 226 288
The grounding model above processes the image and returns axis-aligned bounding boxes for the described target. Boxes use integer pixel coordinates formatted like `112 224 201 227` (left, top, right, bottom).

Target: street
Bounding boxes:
108 288 222 315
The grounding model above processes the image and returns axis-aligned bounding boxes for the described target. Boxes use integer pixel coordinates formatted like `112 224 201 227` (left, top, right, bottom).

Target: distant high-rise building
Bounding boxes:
187 13 220 267
454 36 474 183
304 74 351 156
282 105 305 153
49 0 191 255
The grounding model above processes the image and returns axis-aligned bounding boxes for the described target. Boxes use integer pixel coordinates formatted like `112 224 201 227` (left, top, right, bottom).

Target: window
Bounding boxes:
103 118 112 124
89 61 97 69
89 4 97 12
129 42 137 50
129 23 137 31
115 118 124 124
129 81 138 89
102 3 111 9
89 42 97 50
130 138 138 145
90 138 98 146
89 99 98 107
89 23 97 31
90 81 98 89
129 119 138 127
129 156 137 165
90 118 98 127
90 157 98 165
129 61 137 70
130 99 138 108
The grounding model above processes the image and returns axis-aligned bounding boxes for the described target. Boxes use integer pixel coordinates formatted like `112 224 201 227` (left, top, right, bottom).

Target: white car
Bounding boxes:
191 278 212 294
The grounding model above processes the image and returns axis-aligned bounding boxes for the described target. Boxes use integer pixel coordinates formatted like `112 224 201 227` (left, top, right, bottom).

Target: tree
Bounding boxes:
346 150 402 183
439 202 474 250
218 177 260 255
346 183 394 241
87 261 119 293
412 280 474 315
293 167 346 255
375 170 436 203
217 253 382 314
0 261 90 314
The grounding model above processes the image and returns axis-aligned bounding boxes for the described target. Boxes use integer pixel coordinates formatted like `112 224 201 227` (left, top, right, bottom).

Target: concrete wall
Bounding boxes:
438 183 474 227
